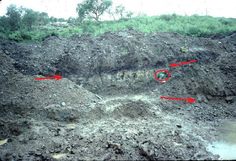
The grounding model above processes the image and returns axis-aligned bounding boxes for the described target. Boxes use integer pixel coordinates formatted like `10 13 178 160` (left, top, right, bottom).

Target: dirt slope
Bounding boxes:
0 30 236 160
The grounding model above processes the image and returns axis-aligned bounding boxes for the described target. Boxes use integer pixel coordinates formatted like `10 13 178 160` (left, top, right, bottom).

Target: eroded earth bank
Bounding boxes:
0 30 236 160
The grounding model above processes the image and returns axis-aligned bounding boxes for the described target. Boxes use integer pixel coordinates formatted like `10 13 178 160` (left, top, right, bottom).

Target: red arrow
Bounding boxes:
169 59 197 67
53 75 62 80
35 75 62 81
160 96 196 104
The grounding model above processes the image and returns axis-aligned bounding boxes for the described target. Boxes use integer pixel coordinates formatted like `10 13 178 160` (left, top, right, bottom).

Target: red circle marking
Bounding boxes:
154 69 171 83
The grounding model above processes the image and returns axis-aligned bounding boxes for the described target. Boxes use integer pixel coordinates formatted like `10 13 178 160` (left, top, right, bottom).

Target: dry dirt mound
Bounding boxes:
0 30 236 160
0 51 99 139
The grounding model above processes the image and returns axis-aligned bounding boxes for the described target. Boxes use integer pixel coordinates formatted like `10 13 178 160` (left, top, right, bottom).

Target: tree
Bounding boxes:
1 5 50 32
0 16 9 32
115 5 125 19
67 17 78 25
21 8 38 30
107 5 133 20
49 17 57 22
6 5 22 31
125 11 133 19
37 12 49 25
76 0 112 22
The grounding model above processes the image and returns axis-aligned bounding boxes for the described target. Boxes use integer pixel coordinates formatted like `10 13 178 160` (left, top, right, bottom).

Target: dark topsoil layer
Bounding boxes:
0 30 236 160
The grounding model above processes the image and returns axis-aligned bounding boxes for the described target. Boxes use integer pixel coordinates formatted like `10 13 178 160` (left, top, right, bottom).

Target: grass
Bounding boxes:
2 14 236 42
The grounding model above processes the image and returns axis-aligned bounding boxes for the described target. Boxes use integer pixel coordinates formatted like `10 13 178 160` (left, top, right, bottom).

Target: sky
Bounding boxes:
0 0 236 19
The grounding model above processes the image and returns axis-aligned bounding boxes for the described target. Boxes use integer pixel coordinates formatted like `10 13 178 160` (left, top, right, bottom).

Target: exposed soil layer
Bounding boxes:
0 30 236 160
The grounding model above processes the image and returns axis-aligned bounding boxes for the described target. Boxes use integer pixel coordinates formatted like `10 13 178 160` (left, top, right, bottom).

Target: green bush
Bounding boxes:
160 14 177 21
8 31 24 41
0 32 8 39
1 13 236 42
81 22 97 33
187 26 202 36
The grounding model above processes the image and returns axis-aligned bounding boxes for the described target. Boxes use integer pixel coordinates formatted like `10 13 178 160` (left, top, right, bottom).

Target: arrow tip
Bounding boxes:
54 75 62 80
169 64 178 67
186 98 196 104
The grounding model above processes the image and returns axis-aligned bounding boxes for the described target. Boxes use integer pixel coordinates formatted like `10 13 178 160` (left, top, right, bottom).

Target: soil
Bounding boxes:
0 29 236 160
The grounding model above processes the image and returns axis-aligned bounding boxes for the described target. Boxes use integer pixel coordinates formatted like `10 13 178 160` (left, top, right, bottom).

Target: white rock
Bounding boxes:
0 139 8 146
61 102 66 106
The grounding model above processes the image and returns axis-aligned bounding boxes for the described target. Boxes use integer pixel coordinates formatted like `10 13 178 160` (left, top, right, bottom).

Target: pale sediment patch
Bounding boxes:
207 141 236 160
207 119 236 159
51 153 67 159
0 139 8 146
66 123 77 129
